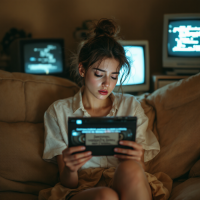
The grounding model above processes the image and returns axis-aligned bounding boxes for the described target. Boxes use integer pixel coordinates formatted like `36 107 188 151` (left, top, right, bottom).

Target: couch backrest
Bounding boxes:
0 70 80 195
0 70 79 123
144 72 200 179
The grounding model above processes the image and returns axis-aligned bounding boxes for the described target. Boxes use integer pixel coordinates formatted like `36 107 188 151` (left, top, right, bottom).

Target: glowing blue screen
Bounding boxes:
116 46 145 86
168 19 200 57
75 127 127 134
24 43 63 74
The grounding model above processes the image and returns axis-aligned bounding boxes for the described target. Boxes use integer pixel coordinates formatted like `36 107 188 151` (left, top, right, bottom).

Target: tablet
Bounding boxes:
68 116 137 156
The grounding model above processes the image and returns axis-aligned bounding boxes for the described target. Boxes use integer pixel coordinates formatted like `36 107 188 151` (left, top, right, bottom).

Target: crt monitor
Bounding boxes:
163 13 200 69
114 40 150 93
9 38 65 77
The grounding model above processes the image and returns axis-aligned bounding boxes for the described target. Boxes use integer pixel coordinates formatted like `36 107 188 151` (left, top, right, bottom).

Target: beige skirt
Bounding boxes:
39 167 172 200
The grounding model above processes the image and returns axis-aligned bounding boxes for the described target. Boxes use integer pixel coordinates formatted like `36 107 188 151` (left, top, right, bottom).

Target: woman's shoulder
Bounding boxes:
113 92 140 105
46 96 74 116
112 92 142 115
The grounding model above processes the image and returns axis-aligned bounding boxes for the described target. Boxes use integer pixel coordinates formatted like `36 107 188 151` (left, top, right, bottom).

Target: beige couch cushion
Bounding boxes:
0 70 79 123
0 70 80 196
0 122 58 195
0 192 38 200
25 81 78 122
0 78 26 122
169 178 200 200
189 159 200 178
144 73 200 179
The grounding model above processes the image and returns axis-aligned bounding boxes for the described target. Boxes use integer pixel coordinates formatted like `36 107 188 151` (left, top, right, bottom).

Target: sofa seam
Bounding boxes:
0 78 79 89
0 121 43 124
0 175 55 186
190 168 195 177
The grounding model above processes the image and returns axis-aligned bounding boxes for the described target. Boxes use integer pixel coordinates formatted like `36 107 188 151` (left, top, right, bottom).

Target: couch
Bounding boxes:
0 69 200 200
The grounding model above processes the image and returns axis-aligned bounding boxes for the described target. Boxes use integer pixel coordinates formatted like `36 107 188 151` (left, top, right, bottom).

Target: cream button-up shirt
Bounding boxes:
43 87 160 170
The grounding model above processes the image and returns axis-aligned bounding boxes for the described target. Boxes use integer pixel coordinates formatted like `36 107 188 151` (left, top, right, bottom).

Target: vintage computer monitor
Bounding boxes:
9 38 66 77
162 13 200 75
114 40 150 93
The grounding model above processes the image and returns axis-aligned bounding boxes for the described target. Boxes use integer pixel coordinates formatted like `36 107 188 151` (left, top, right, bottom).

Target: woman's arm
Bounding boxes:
140 149 145 171
57 146 92 188
57 155 79 188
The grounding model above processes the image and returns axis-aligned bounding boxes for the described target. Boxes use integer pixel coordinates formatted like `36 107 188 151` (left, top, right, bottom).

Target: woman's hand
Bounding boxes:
62 146 92 172
114 141 145 168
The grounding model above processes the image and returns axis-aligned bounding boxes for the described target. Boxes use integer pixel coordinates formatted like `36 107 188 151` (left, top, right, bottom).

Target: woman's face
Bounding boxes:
83 58 120 100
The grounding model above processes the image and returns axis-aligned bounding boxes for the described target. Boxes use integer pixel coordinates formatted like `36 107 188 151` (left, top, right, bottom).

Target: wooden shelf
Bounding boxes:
152 75 189 91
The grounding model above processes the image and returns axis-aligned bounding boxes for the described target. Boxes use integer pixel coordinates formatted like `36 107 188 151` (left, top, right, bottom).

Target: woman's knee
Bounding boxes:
93 187 119 200
113 160 146 189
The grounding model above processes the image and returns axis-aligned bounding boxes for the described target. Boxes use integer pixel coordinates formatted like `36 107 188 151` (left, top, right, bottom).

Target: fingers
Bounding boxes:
62 146 92 171
63 149 92 163
62 146 92 172
68 155 92 168
66 155 92 172
119 140 143 151
62 146 91 160
62 146 86 155
114 141 143 161
69 151 92 161
114 147 142 157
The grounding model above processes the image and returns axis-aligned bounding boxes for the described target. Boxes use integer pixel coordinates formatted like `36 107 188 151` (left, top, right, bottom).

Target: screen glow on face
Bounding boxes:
168 19 200 57
116 46 145 86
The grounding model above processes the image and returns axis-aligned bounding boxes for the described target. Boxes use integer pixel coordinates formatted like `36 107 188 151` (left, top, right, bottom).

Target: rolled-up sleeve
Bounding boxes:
135 103 160 163
43 108 67 164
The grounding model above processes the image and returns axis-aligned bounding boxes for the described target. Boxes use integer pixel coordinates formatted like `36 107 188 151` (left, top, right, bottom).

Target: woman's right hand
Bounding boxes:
62 146 92 172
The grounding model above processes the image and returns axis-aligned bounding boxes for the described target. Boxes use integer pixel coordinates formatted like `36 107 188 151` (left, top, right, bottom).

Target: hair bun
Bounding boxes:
94 18 119 37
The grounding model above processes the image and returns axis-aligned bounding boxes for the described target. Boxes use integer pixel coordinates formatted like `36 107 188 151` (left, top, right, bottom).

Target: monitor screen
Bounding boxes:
116 45 145 86
168 19 200 57
162 14 200 69
114 40 150 93
23 42 64 74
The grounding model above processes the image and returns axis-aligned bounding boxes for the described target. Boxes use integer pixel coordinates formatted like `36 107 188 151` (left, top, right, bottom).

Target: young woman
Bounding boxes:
42 19 160 200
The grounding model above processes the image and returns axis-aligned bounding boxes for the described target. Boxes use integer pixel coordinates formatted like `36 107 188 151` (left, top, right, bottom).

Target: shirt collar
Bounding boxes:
72 86 119 115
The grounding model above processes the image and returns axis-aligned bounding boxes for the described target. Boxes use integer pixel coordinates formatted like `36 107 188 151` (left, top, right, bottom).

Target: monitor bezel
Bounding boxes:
114 40 150 93
19 38 66 76
162 13 200 68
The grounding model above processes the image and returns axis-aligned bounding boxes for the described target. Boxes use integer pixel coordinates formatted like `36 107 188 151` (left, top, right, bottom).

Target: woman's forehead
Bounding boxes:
93 58 120 72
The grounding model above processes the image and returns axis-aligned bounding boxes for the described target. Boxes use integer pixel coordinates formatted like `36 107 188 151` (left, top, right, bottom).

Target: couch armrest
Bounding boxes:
189 159 200 178
169 178 200 200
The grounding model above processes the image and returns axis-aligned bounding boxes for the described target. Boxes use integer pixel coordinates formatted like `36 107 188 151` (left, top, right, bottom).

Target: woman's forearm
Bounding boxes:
60 166 79 188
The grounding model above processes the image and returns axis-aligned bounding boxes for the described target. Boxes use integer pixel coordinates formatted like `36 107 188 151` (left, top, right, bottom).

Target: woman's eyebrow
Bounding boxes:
93 68 120 74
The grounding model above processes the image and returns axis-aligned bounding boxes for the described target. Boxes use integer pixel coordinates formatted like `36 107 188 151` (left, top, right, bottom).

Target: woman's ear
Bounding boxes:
78 63 85 77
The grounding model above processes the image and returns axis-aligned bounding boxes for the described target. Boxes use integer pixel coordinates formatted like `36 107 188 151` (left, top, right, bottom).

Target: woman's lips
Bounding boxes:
98 90 108 95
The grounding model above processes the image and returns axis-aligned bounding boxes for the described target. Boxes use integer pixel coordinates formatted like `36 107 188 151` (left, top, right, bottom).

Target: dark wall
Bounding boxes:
0 0 200 75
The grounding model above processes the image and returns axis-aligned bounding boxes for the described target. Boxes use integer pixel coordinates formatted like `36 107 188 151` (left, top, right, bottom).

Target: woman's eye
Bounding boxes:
94 73 102 77
94 73 117 80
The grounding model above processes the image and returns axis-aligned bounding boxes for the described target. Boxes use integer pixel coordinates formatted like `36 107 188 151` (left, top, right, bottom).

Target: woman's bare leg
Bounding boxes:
70 187 119 200
112 160 152 200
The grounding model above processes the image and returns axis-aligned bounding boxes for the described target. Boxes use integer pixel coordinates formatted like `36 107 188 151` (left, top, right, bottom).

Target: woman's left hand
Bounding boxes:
114 140 144 167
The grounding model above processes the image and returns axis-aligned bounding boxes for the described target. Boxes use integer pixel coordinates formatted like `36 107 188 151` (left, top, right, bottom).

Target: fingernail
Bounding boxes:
119 141 123 144
82 146 86 150
88 151 92 155
114 148 118 152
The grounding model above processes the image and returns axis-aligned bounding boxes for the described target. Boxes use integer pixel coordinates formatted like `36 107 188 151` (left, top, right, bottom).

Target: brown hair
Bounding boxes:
70 18 131 92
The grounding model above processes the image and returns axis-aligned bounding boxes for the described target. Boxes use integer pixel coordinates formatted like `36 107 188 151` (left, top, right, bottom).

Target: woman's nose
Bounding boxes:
102 76 110 88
